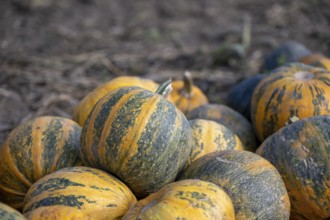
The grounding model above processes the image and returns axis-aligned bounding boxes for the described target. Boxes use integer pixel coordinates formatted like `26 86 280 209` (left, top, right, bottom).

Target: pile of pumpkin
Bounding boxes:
0 41 330 220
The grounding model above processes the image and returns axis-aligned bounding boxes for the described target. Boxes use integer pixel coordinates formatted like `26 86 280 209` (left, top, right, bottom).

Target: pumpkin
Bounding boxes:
25 206 92 220
169 71 208 115
185 119 244 169
227 74 267 121
261 41 311 71
0 116 82 210
73 76 159 126
0 202 26 220
23 166 137 220
251 63 330 141
188 104 257 152
178 150 291 220
299 53 330 71
256 116 330 220
122 179 235 220
80 79 192 198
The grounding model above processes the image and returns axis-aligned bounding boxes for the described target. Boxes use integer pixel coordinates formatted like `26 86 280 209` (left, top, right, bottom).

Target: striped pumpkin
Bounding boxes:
73 76 159 126
185 119 244 169
25 206 92 220
0 116 81 210
251 63 330 141
169 71 208 115
80 80 192 198
178 150 291 220
188 104 257 152
123 179 235 220
256 116 330 219
23 166 137 220
0 202 26 220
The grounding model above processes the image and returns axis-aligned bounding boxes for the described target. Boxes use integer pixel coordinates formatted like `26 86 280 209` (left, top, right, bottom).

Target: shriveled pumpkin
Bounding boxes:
23 166 137 220
80 80 192 198
122 179 235 220
25 206 92 220
178 150 291 220
0 116 82 210
169 71 208 115
251 63 330 141
73 76 159 126
188 104 257 152
0 202 26 220
256 116 330 220
185 119 244 169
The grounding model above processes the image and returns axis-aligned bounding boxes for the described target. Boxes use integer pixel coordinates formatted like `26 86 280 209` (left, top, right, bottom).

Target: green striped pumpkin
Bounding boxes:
251 63 330 141
123 179 235 220
0 202 26 220
23 166 137 220
256 116 330 219
185 119 244 169
178 150 291 220
188 104 257 152
80 80 192 198
0 116 82 210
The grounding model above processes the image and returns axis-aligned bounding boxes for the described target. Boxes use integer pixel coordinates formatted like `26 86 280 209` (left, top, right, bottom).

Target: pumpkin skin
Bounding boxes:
23 166 137 220
261 41 311 71
25 206 92 220
80 82 192 198
251 63 330 141
122 179 235 220
0 116 82 210
73 76 159 126
299 53 330 70
188 104 257 152
256 116 330 220
178 150 291 220
169 71 208 115
227 74 267 120
0 202 26 220
185 119 244 169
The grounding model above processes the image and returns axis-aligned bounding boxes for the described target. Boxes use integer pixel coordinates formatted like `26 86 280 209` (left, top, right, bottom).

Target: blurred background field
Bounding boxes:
1 0 330 145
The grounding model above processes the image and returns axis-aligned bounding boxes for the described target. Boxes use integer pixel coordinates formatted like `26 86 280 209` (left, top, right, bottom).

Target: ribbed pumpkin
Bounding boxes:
122 179 235 220
188 104 257 152
256 116 330 220
251 63 330 141
23 166 137 220
80 80 192 198
169 71 208 115
25 206 92 220
227 74 266 121
0 116 81 210
185 119 244 169
73 76 159 126
0 202 26 220
178 150 291 220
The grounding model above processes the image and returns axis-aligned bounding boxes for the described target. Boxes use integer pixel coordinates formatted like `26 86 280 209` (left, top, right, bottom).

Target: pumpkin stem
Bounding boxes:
181 71 193 98
156 79 172 98
285 116 300 126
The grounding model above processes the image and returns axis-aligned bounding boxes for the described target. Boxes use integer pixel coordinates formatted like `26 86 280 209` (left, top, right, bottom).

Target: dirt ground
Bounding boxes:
1 0 330 145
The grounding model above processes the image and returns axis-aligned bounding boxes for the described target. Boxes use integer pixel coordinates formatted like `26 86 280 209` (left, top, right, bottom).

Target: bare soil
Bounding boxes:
1 0 330 145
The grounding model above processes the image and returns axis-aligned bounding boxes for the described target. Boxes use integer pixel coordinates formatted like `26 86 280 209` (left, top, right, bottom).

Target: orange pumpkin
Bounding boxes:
299 53 330 70
25 206 92 220
251 63 330 141
123 179 235 220
185 119 244 169
169 71 208 115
